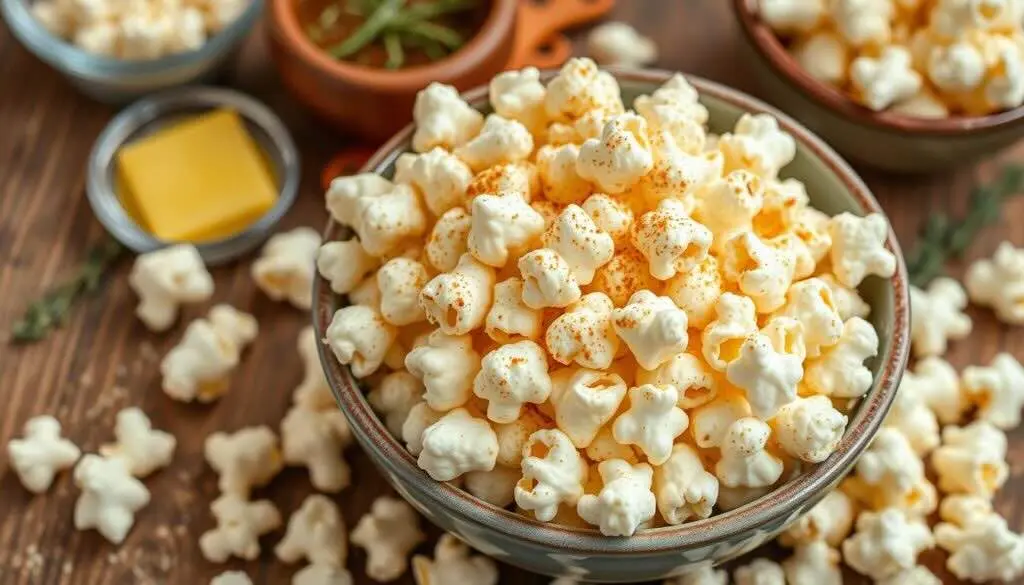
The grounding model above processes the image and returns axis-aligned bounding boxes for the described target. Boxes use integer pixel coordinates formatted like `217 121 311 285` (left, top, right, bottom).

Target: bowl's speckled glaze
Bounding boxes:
312 69 911 582
732 0 1024 174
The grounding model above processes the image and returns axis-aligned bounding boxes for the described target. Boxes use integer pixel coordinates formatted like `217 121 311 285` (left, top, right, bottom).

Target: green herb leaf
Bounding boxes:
906 164 1024 287
11 237 126 343
329 0 407 58
383 32 405 68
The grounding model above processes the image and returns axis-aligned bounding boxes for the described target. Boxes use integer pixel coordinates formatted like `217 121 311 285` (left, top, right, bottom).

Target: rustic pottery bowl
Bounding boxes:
732 0 1024 174
267 0 517 142
312 69 911 582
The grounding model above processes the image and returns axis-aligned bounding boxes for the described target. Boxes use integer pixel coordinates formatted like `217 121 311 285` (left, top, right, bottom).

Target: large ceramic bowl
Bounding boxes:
312 69 911 582
732 0 1024 174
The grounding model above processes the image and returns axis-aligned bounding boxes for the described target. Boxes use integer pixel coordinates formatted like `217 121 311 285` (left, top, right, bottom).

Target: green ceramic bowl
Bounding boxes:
733 0 1024 174
312 69 911 582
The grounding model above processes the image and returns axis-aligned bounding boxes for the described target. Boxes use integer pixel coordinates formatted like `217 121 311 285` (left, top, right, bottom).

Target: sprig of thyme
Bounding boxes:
11 236 126 343
906 165 1024 287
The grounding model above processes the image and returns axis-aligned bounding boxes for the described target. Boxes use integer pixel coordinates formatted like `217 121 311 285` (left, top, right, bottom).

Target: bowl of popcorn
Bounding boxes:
0 0 262 102
733 0 1024 174
310 59 910 581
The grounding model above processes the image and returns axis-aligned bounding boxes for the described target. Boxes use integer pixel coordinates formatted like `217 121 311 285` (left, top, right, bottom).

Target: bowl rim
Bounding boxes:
312 68 911 554
268 0 517 92
732 0 1024 136
0 0 263 79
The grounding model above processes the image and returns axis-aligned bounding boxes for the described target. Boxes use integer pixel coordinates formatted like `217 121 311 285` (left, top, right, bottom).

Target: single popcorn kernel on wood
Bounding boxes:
251 227 321 310
280 404 353 493
909 277 972 357
160 304 257 403
98 407 176 478
961 352 1024 429
7 415 81 494
275 494 347 568
204 425 283 498
128 243 213 332
412 533 499 585
73 455 150 545
586 22 658 68
965 241 1024 325
200 493 282 563
351 496 425 582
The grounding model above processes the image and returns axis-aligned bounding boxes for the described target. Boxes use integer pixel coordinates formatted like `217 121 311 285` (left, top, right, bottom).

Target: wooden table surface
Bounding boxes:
1 1 1022 583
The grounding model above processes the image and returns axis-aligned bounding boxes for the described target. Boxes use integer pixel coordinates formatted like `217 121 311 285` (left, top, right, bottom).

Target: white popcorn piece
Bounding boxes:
586 21 658 67
7 415 81 494
936 514 1024 584
581 194 632 247
715 417 784 488
984 38 1024 110
402 147 473 216
518 248 583 309
412 83 484 153
928 41 986 94
456 114 534 172
876 566 941 585
489 67 547 135
805 317 878 398
295 326 334 410
73 21 118 56
405 330 480 411
128 244 213 331
252 227 321 310
515 429 588 521
637 351 717 409
832 0 894 47
536 144 595 205
351 496 425 582
541 204 614 285
281 405 352 493
211 571 252 585
721 231 796 313
484 278 543 343
780 489 856 547
718 113 796 180
637 101 709 162
931 420 1008 498
419 254 496 335
773 396 848 463
549 368 628 448
468 192 545 268
734 559 786 585
851 46 923 110
694 170 764 250
664 565 728 585
665 255 722 329
324 304 396 379
842 508 934 581
612 290 689 371
653 443 719 524
828 212 896 287
884 371 941 456
818 273 870 321
545 292 619 369
961 352 1024 429
276 494 347 567
494 409 547 467
909 277 972 357
632 198 713 281
577 459 656 536
760 315 807 362
782 541 843 585
690 393 752 448
325 173 392 230
473 341 553 423
577 113 654 194
855 427 924 495
790 31 850 85
98 407 175 478
464 465 521 507
726 333 802 420
377 258 429 326
544 57 624 124
402 402 444 456
702 292 759 371
200 493 282 562
633 74 709 135
612 384 689 465
167 7 206 53
354 183 428 257
204 425 283 497
417 408 498 481
72 454 150 544
160 305 257 403
368 370 423 437
293 565 354 585
119 13 171 60
317 240 380 296
425 207 472 273
585 426 639 463
775 277 843 358
910 356 965 425
965 241 1024 324
412 533 498 585
466 161 538 203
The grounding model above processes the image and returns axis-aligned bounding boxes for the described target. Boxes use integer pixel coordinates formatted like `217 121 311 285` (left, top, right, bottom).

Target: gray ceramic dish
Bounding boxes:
732 0 1024 174
312 69 911 582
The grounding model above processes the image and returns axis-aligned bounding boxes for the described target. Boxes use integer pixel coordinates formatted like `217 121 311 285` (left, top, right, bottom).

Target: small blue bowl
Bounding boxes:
0 0 262 102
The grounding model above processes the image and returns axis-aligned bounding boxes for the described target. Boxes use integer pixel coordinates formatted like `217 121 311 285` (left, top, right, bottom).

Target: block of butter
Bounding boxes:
117 109 278 243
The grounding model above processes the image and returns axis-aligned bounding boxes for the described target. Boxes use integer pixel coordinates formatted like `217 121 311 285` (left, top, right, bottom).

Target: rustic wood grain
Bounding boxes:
0 0 1022 583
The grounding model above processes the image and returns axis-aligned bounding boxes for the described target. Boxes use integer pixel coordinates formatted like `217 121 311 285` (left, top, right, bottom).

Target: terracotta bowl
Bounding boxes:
312 69 911 582
267 0 517 142
732 0 1024 174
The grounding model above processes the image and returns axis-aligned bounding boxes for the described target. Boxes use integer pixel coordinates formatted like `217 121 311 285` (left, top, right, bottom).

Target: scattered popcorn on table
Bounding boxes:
252 227 321 310
961 352 1024 429
779 489 855 547
128 243 213 332
842 508 935 580
966 241 1024 324
733 558 786 585
412 533 498 585
98 407 176 478
160 304 257 402
280 404 352 493
293 564 354 585
199 493 281 562
204 425 283 497
350 496 425 582
72 454 150 544
935 512 1024 583
782 540 843 585
275 494 347 568
210 571 252 585
931 420 1009 498
7 415 81 494
586 22 658 67
910 276 973 357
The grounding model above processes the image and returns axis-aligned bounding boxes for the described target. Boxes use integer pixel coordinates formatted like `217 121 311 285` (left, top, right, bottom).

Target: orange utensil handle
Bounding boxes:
508 0 616 69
